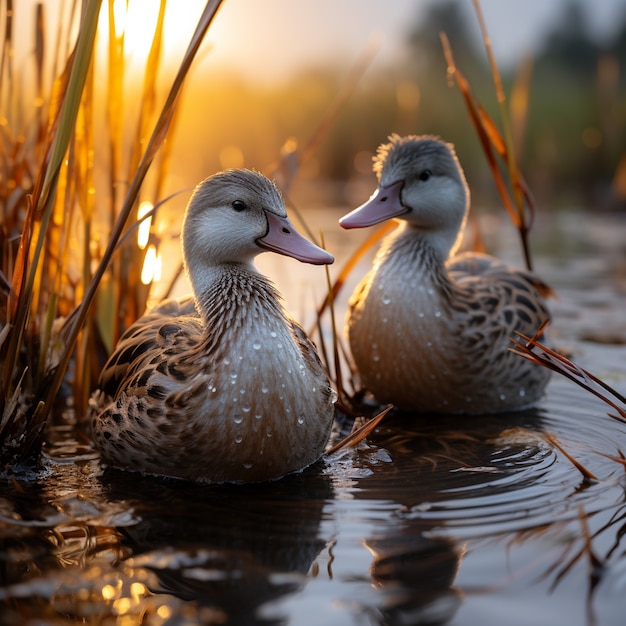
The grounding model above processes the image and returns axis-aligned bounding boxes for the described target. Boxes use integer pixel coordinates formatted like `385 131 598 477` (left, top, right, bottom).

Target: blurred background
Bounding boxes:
140 0 626 212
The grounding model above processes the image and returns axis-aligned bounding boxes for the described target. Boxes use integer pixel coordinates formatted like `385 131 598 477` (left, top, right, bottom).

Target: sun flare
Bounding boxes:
141 245 162 286
137 201 153 250
98 0 208 67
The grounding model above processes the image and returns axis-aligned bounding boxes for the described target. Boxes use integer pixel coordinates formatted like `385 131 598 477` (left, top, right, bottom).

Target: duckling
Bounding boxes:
339 135 551 414
91 169 336 483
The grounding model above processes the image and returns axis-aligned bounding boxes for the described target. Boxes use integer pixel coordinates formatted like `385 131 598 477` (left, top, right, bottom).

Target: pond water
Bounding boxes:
1 208 625 625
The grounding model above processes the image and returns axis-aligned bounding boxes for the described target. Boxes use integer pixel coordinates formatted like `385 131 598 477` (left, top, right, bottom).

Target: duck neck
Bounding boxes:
375 224 460 301
388 222 455 266
191 262 284 332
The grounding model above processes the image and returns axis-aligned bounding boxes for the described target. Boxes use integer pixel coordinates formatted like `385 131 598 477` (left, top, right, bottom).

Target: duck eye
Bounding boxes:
419 169 432 182
232 200 247 212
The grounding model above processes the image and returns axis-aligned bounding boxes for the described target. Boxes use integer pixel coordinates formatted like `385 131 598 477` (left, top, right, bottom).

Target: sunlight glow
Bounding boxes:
97 1 159 63
97 0 207 71
137 201 153 250
112 0 127 39
101 584 116 601
123 1 160 57
219 145 244 170
113 597 132 614
130 581 146 602
141 245 162 285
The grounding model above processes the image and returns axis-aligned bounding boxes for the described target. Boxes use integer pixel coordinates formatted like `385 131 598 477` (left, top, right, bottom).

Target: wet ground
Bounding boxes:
1 208 625 625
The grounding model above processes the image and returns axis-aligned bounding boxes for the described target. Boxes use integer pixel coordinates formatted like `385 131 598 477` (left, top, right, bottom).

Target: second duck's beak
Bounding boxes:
258 211 334 265
339 180 408 229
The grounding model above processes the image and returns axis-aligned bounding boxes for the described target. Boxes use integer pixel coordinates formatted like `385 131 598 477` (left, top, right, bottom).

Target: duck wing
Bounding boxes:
289 319 327 377
447 252 553 364
96 295 198 401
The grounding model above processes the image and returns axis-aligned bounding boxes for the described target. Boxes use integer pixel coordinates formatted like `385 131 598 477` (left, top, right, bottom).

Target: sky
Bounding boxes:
13 0 626 87
192 0 626 82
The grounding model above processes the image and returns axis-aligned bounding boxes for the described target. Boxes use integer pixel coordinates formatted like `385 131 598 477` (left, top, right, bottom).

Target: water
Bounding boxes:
1 210 625 625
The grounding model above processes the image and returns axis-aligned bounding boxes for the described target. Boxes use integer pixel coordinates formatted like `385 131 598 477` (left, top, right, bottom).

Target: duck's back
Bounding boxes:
444 252 552 411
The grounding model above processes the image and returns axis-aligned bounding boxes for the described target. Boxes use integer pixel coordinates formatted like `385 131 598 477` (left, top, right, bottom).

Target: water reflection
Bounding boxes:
0 379 625 624
365 533 464 625
317 391 626 625
102 467 332 624
0 445 334 625
311 408 549 625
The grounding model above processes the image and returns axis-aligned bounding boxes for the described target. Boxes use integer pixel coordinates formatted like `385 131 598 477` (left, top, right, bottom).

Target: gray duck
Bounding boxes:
339 135 551 414
91 169 336 482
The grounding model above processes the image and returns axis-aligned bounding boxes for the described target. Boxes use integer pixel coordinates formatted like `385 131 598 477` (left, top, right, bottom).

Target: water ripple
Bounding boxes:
328 379 626 540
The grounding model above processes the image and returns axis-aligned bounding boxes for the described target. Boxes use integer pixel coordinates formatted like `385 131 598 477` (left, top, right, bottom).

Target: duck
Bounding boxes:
339 134 551 414
90 169 336 483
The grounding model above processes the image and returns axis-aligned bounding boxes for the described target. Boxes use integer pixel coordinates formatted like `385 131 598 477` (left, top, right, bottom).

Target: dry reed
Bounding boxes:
0 0 225 469
511 323 626 424
440 0 537 271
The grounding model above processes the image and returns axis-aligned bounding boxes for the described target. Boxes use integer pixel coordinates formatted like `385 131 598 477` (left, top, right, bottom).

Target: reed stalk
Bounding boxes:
440 1 537 271
0 0 225 468
511 323 626 424
0 0 102 463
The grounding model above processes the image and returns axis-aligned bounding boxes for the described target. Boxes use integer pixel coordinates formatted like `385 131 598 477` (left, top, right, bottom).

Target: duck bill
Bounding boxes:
339 180 408 229
258 211 334 265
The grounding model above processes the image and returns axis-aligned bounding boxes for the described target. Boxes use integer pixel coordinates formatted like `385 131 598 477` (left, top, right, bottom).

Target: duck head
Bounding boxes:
340 135 470 259
182 169 333 292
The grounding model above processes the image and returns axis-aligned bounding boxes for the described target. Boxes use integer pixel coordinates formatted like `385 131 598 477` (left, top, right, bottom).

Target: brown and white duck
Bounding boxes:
91 169 336 483
339 135 551 414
